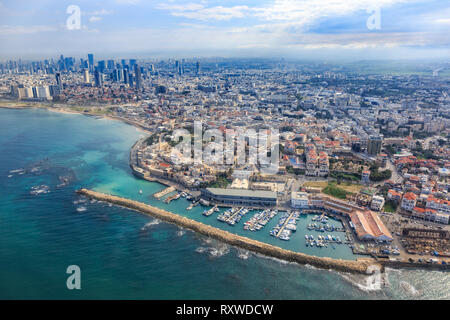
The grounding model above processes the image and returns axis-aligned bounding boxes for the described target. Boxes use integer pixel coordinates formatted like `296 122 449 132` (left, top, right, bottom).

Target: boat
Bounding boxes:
139 189 143 194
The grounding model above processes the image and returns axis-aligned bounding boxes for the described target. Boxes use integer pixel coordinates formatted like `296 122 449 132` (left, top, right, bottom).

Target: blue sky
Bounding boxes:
0 0 449 59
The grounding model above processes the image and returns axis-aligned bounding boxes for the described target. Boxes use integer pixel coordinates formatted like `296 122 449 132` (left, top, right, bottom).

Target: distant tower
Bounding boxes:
123 68 129 85
55 72 62 89
134 64 142 90
94 68 103 87
87 53 94 72
83 69 90 84
196 61 200 75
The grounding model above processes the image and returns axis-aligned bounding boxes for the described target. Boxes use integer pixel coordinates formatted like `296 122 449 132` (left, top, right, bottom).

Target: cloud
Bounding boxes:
115 0 141 4
89 16 103 23
158 3 252 21
0 25 58 35
158 0 410 24
435 18 450 24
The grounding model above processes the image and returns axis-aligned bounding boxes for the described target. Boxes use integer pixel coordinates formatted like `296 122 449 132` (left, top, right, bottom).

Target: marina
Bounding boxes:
217 207 249 226
150 190 358 259
153 186 176 199
203 205 219 217
270 211 301 241
164 192 181 204
244 209 278 231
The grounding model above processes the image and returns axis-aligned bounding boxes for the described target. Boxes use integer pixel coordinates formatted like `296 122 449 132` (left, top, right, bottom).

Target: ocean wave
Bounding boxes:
9 169 25 174
196 247 207 254
141 219 161 231
237 249 251 260
338 272 386 293
73 199 87 205
195 240 230 258
400 281 421 297
208 244 230 258
30 185 50 195
176 230 186 237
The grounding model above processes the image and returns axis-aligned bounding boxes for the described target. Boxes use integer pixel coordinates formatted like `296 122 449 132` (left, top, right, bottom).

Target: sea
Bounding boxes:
0 107 448 299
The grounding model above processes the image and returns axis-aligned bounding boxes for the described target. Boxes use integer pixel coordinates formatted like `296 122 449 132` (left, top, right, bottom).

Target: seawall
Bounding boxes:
76 188 379 274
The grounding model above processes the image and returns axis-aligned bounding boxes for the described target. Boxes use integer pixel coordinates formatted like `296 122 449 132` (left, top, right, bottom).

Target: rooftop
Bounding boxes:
205 188 277 199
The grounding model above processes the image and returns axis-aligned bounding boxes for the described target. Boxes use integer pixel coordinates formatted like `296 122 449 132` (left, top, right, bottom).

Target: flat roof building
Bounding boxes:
201 188 277 207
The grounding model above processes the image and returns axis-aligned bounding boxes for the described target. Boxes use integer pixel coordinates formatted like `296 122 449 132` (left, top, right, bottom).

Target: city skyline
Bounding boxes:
0 0 449 60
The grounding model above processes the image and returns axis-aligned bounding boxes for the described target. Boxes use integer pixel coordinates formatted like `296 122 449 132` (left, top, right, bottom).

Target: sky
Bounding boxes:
0 0 449 60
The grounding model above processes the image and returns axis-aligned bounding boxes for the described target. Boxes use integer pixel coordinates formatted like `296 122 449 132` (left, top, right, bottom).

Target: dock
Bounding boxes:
225 207 245 223
203 205 218 217
164 193 180 204
153 186 176 199
276 211 296 238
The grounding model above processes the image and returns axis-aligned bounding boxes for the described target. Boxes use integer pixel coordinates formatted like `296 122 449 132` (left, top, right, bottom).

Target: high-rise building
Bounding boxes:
98 60 106 73
94 68 103 87
134 64 142 90
107 59 115 70
87 54 94 71
123 69 129 85
83 69 90 84
55 72 62 89
196 61 200 74
367 135 383 156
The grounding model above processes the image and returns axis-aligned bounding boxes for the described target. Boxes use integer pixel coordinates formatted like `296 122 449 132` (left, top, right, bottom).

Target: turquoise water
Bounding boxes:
0 108 448 299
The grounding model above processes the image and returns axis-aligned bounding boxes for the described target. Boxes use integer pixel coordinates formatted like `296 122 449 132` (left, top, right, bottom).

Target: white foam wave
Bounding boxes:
237 250 251 260
176 230 186 237
141 219 161 231
400 281 420 297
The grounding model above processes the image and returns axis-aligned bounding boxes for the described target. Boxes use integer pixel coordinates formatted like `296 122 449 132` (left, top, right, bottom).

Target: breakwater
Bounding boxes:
76 188 379 274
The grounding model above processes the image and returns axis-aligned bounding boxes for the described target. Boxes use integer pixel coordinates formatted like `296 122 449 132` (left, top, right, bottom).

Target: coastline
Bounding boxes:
0 100 153 134
2 102 447 274
77 188 378 275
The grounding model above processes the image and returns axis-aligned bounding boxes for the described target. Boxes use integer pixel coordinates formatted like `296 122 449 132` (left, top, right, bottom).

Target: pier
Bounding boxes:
276 211 297 238
76 188 377 274
164 193 180 204
203 205 218 217
225 207 245 223
153 186 176 199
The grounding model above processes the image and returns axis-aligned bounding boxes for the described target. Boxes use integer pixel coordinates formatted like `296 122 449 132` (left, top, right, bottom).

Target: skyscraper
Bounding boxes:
129 59 137 69
87 54 94 72
55 72 62 89
83 69 90 84
367 135 383 156
107 59 115 70
134 64 142 90
94 68 103 87
98 60 106 73
123 68 129 85
196 61 200 75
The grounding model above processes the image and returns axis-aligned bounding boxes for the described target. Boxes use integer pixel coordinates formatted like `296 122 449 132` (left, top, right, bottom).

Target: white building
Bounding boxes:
291 192 309 209
401 192 417 212
371 195 385 211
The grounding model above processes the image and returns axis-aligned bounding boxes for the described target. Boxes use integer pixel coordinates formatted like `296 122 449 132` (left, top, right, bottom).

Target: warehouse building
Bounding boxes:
201 188 277 206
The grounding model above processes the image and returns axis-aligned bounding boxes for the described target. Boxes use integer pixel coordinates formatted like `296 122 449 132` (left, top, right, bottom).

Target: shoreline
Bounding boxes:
0 100 153 135
3 101 447 273
77 188 378 275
